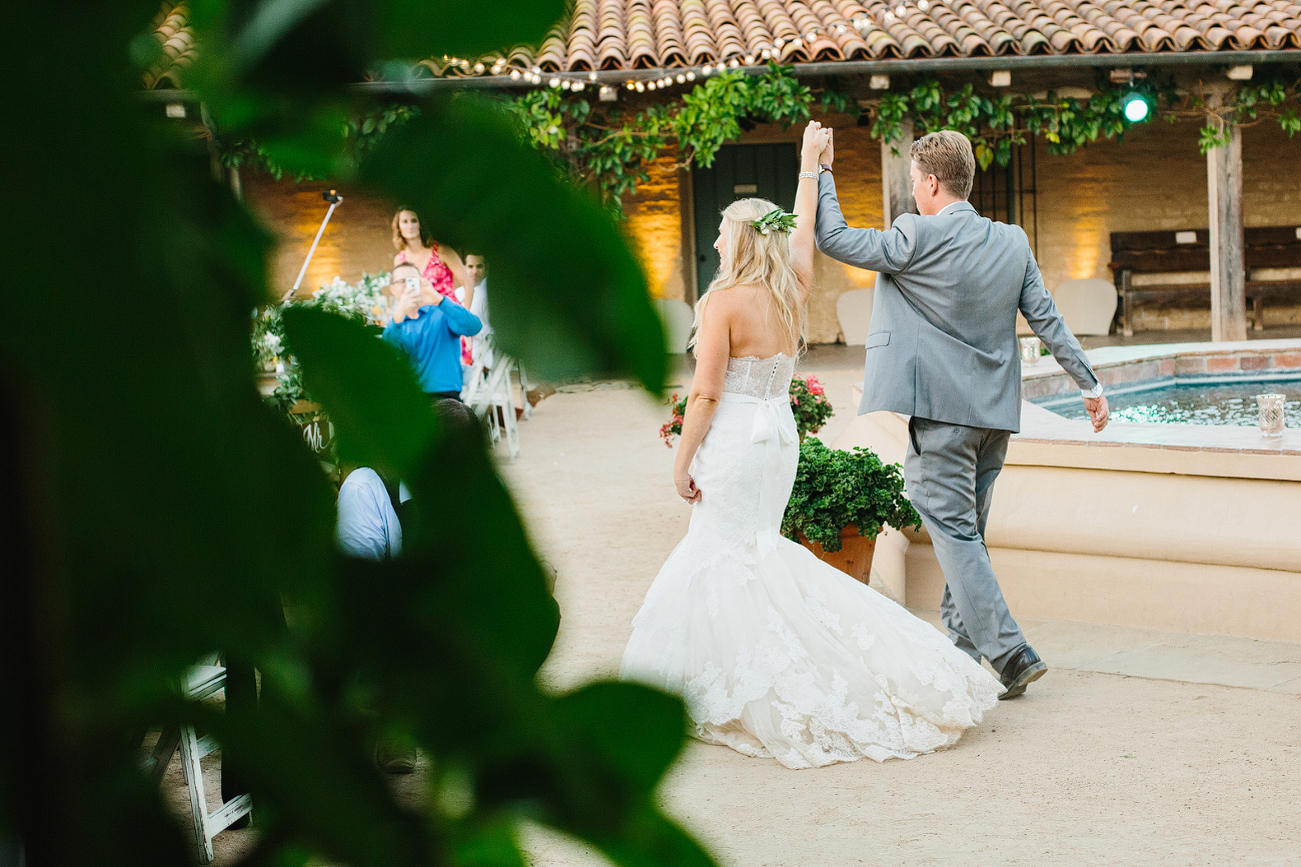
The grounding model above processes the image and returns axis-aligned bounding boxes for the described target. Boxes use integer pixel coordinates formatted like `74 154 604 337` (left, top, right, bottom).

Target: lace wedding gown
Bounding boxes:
621 354 1002 769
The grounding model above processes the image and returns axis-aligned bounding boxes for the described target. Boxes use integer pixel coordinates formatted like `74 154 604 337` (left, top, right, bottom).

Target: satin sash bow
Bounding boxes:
723 392 796 556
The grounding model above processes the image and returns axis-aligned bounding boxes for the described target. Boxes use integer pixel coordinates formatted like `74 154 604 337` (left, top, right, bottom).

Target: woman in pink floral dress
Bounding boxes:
391 209 475 363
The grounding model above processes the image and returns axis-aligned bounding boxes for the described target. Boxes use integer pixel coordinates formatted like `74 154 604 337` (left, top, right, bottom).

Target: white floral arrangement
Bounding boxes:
253 273 391 416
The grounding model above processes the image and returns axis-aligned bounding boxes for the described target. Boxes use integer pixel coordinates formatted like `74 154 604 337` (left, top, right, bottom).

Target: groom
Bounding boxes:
811 124 1109 699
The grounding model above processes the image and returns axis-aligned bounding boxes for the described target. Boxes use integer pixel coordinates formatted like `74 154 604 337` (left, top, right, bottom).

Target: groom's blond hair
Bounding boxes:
910 130 976 200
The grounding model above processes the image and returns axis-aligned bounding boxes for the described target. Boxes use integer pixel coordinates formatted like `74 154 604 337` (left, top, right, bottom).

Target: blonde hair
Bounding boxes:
910 130 976 200
690 197 805 352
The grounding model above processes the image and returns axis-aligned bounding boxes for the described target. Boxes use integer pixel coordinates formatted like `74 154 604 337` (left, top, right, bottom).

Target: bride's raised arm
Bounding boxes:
673 291 732 504
791 122 830 304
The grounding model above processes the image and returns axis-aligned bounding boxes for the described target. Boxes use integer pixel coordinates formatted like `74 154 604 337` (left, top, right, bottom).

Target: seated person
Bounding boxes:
336 466 402 561
383 261 482 402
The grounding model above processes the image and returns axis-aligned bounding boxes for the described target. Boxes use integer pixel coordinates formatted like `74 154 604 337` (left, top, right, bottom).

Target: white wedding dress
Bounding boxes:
621 353 1002 769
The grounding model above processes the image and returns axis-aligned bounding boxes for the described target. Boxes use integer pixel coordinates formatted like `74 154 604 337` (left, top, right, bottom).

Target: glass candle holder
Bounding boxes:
1019 336 1041 365
1257 393 1285 437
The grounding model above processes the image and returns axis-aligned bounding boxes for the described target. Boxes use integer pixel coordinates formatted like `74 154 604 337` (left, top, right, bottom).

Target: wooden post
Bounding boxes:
881 118 915 229
1206 98 1247 342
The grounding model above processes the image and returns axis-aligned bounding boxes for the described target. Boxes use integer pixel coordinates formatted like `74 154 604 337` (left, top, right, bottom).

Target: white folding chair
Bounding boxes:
462 335 521 463
143 662 252 863
515 359 532 422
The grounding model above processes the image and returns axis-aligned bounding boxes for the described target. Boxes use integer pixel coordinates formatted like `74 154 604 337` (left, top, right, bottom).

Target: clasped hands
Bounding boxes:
802 121 833 168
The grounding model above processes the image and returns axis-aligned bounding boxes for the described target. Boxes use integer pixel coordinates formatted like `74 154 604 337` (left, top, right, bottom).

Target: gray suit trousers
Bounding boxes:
904 417 1025 672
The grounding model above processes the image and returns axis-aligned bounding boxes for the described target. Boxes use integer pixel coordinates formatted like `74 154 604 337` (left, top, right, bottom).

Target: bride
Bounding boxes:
620 123 1003 769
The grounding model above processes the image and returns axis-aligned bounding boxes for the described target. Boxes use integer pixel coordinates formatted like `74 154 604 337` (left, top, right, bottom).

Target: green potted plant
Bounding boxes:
781 437 922 584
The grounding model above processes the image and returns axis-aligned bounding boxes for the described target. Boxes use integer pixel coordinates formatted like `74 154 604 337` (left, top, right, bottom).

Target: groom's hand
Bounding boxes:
1084 394 1110 432
801 121 829 167
820 128 834 167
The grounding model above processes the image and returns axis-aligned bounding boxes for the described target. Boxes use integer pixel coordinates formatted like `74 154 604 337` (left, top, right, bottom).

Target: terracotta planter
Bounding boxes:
799 525 876 585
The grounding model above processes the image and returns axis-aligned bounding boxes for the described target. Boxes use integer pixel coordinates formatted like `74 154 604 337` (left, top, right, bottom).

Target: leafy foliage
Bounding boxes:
506 63 814 214
863 74 1160 169
782 438 920 553
1194 73 1301 151
1 2 708 867
221 103 422 180
254 274 392 419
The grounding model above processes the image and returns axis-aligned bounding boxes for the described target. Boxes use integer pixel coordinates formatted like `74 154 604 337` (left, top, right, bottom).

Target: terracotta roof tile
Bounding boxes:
141 0 1301 87
143 2 196 89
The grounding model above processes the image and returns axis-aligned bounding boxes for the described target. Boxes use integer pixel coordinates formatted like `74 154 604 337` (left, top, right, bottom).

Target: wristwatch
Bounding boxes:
819 163 833 174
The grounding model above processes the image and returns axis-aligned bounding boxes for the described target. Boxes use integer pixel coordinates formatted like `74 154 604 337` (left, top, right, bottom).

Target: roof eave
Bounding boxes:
138 48 1301 100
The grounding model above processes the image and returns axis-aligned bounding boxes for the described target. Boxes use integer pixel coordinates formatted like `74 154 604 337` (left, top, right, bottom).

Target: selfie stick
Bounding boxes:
285 189 344 301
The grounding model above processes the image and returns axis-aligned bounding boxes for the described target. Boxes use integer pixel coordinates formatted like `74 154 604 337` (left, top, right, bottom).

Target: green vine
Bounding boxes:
505 62 815 214
862 73 1180 169
1190 74 1301 151
217 66 1301 209
220 102 421 180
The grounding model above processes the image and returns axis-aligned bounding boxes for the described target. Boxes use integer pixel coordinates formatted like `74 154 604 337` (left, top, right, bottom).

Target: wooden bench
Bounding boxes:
1109 227 1301 336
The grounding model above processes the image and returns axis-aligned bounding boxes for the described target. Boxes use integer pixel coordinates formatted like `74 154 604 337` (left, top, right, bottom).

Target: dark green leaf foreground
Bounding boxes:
1 2 702 866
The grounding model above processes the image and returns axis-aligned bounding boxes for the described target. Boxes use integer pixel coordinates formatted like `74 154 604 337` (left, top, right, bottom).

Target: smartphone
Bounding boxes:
405 276 420 291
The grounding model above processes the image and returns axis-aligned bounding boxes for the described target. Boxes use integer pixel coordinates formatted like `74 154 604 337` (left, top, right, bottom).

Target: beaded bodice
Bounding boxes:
722 353 795 400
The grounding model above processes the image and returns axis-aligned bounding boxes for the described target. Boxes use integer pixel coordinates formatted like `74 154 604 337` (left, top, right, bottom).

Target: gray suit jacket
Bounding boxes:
815 174 1099 433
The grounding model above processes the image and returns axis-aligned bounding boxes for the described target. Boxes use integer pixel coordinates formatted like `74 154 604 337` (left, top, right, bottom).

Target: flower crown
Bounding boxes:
751 208 797 236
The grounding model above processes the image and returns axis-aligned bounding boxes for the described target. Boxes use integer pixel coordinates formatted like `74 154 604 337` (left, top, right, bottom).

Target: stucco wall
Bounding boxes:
243 173 398 298
243 109 1300 336
621 152 692 304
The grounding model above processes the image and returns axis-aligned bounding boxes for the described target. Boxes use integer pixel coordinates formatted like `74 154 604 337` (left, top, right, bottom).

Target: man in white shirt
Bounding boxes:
335 466 414 772
463 253 492 367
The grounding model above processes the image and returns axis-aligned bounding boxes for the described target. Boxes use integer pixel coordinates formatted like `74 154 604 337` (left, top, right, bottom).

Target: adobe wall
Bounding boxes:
241 109 1300 337
242 172 398 298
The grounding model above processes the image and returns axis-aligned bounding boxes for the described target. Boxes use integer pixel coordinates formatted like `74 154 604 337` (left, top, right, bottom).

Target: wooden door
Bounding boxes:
691 143 798 299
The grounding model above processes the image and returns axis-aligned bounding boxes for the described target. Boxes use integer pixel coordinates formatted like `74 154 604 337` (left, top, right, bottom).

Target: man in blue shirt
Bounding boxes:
382 261 482 401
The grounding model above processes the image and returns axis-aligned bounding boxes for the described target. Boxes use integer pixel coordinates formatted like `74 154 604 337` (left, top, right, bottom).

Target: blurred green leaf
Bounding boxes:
377 0 567 61
4 2 715 866
554 682 687 794
282 305 437 477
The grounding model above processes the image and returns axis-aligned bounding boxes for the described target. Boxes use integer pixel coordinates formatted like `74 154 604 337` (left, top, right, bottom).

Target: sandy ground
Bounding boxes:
188 347 1301 866
500 350 1301 867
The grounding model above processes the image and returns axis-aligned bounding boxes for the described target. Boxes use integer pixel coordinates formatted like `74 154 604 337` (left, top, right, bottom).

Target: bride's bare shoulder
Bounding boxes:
699 286 746 318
